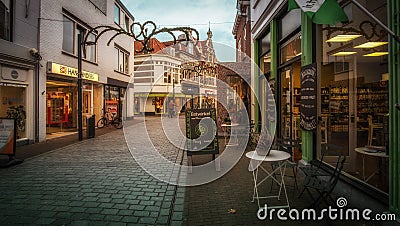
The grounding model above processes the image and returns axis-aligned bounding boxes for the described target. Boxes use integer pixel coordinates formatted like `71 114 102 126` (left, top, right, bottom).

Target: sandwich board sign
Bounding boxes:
185 108 218 156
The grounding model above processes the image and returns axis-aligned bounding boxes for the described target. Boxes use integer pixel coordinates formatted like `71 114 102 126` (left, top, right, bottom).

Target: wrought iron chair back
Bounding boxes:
299 143 346 208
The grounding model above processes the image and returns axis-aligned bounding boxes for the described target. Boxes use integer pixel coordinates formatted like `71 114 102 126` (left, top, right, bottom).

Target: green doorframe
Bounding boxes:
270 20 278 81
388 0 400 216
301 11 314 162
253 41 260 132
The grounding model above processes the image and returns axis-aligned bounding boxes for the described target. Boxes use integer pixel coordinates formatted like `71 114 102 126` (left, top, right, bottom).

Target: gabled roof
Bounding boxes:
134 38 169 54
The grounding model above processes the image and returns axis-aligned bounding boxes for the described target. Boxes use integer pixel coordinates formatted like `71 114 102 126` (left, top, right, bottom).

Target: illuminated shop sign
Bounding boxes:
48 62 99 82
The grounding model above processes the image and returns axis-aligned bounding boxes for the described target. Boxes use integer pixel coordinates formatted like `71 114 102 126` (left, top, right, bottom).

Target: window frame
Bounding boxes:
0 0 13 42
124 15 129 31
114 3 121 25
62 13 97 63
114 45 130 75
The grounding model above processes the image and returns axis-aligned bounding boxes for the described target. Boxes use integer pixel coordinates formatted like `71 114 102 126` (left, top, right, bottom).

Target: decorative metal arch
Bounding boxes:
83 20 199 53
182 61 217 77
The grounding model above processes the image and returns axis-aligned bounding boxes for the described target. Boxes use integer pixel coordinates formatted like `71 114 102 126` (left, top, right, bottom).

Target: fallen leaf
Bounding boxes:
228 208 237 214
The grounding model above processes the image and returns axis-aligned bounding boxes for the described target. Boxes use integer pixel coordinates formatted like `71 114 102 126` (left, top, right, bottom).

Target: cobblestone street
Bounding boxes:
0 116 398 225
0 117 185 225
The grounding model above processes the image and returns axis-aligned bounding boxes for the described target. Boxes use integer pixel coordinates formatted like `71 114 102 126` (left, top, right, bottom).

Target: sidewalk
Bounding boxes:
0 119 141 162
183 144 399 225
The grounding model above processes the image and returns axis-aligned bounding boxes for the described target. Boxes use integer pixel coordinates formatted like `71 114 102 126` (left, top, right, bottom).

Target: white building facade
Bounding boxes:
0 0 40 145
133 32 218 115
38 0 135 140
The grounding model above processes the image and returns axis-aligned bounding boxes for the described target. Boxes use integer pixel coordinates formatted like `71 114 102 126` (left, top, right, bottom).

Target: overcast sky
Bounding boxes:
120 0 237 62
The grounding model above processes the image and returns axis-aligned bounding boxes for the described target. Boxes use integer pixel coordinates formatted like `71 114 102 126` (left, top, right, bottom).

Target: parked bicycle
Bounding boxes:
97 111 122 129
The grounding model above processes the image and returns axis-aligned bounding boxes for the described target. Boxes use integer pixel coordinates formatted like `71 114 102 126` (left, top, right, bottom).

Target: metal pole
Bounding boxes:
78 33 83 141
350 0 400 43
172 78 175 100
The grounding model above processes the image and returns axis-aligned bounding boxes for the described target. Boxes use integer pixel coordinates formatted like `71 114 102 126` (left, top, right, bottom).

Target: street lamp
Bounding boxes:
76 20 199 141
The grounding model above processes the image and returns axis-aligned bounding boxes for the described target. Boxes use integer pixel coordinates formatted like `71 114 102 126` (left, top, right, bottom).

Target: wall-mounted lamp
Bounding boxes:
30 48 43 67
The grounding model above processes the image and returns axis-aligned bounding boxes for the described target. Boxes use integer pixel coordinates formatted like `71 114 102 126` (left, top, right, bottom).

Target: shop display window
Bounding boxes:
319 1 389 193
0 85 26 139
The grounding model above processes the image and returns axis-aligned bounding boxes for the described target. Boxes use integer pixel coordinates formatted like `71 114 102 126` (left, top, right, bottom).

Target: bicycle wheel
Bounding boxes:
97 118 106 128
113 117 123 129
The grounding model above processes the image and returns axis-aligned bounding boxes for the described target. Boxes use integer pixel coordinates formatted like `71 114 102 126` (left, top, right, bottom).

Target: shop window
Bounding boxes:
280 33 301 64
114 3 120 25
319 1 389 193
0 0 12 41
260 32 271 56
260 52 271 75
0 84 26 139
280 9 301 40
115 46 129 74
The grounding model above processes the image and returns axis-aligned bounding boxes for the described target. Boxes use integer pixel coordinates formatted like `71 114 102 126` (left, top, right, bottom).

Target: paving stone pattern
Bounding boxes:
0 117 184 225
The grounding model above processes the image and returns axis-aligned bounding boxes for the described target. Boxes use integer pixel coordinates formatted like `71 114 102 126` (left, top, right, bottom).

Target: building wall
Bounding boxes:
234 6 251 62
0 0 40 144
250 0 284 39
38 0 134 141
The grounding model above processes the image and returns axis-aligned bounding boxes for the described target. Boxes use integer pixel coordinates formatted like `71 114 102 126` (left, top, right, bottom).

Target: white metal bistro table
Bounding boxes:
221 123 240 146
354 147 389 182
246 150 291 209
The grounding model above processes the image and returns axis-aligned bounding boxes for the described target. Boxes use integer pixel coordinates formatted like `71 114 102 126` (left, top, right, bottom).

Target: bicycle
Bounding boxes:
97 112 123 129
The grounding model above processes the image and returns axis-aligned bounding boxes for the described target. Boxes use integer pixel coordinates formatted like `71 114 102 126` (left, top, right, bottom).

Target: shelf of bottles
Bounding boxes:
321 87 349 132
356 86 388 130
321 85 388 133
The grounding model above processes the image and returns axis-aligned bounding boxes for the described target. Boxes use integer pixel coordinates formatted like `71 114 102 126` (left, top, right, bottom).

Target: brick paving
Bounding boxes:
0 117 184 225
183 144 399 226
1 116 399 225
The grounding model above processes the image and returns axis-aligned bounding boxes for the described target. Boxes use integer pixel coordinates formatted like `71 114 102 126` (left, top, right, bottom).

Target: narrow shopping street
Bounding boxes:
0 116 395 225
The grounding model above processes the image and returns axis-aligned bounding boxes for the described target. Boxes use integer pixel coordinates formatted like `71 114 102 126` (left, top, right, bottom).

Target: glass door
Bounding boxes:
280 61 301 141
279 60 302 162
319 63 353 171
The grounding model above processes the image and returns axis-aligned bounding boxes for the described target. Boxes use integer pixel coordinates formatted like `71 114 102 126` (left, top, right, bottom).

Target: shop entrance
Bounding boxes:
279 60 302 161
46 80 77 135
83 89 92 127
279 61 301 141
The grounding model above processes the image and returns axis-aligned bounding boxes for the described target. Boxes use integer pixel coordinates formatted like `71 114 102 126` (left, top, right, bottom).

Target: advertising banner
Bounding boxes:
300 63 318 131
0 118 16 156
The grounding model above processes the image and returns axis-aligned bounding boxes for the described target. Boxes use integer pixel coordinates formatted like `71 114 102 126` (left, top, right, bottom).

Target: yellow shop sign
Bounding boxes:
49 62 99 82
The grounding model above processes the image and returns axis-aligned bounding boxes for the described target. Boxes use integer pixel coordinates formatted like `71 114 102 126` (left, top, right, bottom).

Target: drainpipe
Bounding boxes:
34 0 41 143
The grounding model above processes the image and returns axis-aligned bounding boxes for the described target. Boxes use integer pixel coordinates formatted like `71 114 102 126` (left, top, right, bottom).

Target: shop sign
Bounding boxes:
49 62 99 82
0 118 16 156
1 66 27 82
185 108 218 155
134 93 167 98
300 63 317 131
181 81 199 95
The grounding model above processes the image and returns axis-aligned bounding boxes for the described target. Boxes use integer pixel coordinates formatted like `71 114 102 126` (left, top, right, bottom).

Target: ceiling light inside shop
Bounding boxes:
331 51 357 56
354 42 388 48
326 35 362 42
363 52 389 57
